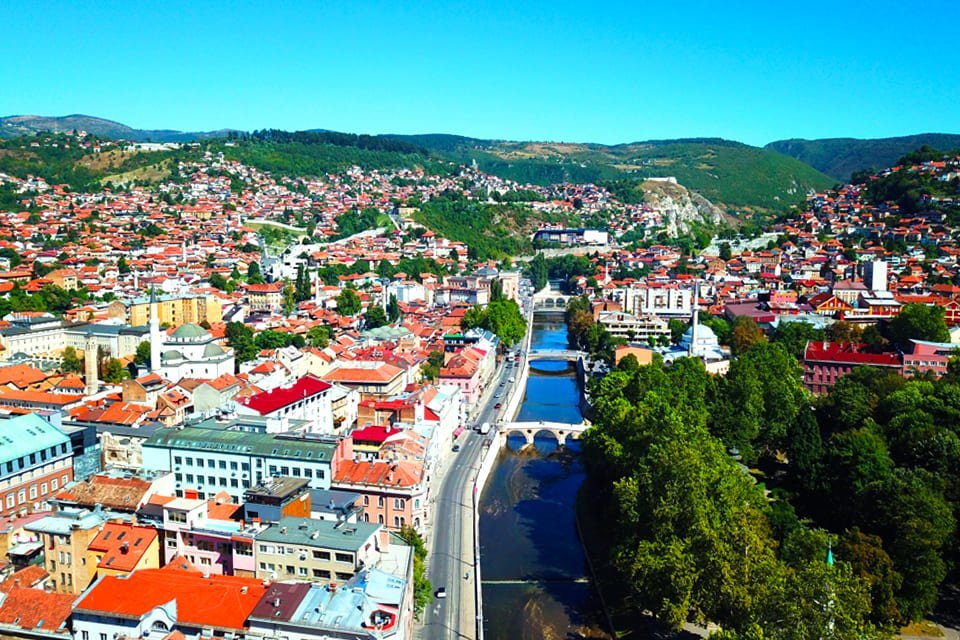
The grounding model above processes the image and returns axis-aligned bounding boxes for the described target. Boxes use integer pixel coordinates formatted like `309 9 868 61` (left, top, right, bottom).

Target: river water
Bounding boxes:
479 317 609 639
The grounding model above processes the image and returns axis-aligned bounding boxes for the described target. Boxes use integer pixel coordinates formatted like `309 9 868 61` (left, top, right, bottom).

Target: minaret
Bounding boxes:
149 286 162 373
313 270 321 306
84 335 99 396
689 281 699 358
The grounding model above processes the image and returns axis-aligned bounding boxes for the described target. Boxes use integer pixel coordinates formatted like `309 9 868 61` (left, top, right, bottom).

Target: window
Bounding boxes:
335 553 352 564
196 459 204 468
285 565 295 575
29 485 37 500
61 474 68 485
81 632 89 640
185 457 193 466
393 498 405 509
219 460 227 470
230 461 238 470
298 567 308 576
312 569 331 579
259 544 275 554
312 550 330 560
236 543 252 556
336 572 353 581
51 478 58 491
378 496 384 507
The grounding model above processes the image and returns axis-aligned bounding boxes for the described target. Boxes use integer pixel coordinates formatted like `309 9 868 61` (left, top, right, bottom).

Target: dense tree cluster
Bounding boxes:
461 299 526 346
582 326 960 634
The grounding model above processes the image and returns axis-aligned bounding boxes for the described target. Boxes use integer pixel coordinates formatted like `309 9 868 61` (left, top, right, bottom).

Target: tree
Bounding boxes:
307 325 329 348
838 528 903 625
718 241 732 261
61 346 82 373
134 341 152 366
209 273 229 291
294 264 311 302
387 294 401 323
668 318 688 344
246 261 265 284
731 316 767 356
618 353 641 371
773 321 824 360
102 358 125 383
859 469 955 621
117 255 131 274
827 320 863 343
282 283 296 316
528 252 548 291
225 321 258 365
421 350 444 381
364 304 388 329
398 525 432 620
461 299 526 346
888 303 950 346
335 289 361 316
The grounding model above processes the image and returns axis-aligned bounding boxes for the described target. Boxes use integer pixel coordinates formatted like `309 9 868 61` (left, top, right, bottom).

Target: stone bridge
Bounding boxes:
497 420 589 448
526 349 586 362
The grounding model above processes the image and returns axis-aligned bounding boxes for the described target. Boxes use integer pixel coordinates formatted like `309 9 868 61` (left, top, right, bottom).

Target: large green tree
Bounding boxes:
888 303 950 347
336 288 362 316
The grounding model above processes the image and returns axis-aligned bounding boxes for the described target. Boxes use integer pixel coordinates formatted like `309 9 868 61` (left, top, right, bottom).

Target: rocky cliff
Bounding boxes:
640 179 726 237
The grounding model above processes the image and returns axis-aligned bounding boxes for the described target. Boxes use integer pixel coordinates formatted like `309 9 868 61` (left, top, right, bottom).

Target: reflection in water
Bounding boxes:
480 320 609 639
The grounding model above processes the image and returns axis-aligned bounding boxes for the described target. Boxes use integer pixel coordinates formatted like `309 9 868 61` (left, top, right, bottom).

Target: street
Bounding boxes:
418 354 520 640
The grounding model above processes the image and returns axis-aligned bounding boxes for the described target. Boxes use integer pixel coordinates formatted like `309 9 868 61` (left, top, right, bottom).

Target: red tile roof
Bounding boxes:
74 566 267 631
238 375 331 415
88 522 157 572
804 341 902 367
0 587 73 633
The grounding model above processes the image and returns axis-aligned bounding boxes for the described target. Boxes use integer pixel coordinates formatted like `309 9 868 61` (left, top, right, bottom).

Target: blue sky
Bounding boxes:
2 0 958 145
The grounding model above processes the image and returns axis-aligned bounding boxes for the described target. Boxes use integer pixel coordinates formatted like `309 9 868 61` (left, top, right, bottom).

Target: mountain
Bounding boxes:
0 114 234 143
388 135 833 213
765 133 960 182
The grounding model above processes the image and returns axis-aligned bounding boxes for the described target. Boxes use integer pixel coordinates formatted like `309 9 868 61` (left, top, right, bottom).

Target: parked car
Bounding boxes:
452 444 461 453
495 402 502 409
435 587 447 598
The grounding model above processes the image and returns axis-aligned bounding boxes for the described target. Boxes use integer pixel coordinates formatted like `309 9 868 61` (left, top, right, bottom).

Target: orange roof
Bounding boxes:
324 362 403 384
88 522 158 572
74 566 267 630
0 565 49 592
0 363 47 389
334 458 423 488
0 587 74 632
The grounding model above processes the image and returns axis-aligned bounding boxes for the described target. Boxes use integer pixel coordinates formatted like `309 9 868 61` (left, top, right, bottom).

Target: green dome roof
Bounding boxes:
171 323 208 339
203 342 226 357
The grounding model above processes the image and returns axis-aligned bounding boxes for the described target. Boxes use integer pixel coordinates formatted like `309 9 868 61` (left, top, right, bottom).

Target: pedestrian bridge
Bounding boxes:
498 420 589 447
527 349 586 362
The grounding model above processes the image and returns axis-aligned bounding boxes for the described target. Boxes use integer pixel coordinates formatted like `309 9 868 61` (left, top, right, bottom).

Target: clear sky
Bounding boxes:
2 0 958 146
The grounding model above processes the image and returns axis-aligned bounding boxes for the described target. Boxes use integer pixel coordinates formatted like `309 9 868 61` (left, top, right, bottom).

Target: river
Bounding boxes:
479 316 609 639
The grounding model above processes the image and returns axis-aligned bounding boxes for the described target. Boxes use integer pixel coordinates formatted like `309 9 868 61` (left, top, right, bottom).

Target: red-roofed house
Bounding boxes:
236 375 334 432
87 522 160 577
0 587 74 638
71 565 268 638
333 458 428 532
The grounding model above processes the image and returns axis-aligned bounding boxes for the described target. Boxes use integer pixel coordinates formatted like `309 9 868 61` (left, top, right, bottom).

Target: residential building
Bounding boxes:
243 477 312 523
87 521 160 578
596 310 670 342
115 293 223 327
247 282 284 312
255 516 383 583
236 375 335 432
333 459 428 532
24 507 122 594
0 413 73 517
324 362 406 400
71 565 268 640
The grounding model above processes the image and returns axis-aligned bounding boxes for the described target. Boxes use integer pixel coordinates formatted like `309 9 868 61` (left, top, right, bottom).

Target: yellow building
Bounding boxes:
87 522 160 579
111 294 223 327
25 509 111 594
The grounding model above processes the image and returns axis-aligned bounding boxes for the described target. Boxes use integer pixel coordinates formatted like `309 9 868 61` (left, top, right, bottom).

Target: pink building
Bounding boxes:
332 459 429 533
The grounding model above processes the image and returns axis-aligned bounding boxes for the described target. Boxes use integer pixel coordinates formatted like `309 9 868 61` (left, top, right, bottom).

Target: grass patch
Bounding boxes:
901 621 944 637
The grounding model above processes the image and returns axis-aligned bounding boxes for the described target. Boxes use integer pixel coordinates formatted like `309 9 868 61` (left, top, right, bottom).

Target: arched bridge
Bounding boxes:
498 420 589 448
527 349 586 362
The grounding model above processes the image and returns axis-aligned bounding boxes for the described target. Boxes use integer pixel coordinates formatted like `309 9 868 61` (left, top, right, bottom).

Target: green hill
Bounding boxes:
765 133 960 182
0 114 234 143
389 135 833 213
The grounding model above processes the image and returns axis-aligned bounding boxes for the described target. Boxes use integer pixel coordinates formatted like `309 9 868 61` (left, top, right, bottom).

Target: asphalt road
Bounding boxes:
419 358 517 640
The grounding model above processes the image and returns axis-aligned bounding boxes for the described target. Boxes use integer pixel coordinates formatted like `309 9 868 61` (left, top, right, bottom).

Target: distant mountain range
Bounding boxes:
766 133 960 181
3 113 957 213
0 114 234 143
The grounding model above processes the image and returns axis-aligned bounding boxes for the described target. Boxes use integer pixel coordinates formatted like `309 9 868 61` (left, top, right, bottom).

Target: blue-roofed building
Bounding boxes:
0 413 73 517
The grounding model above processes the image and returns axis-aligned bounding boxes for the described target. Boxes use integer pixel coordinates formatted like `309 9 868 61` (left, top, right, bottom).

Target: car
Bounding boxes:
435 587 447 599
495 402 502 409
452 444 461 452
